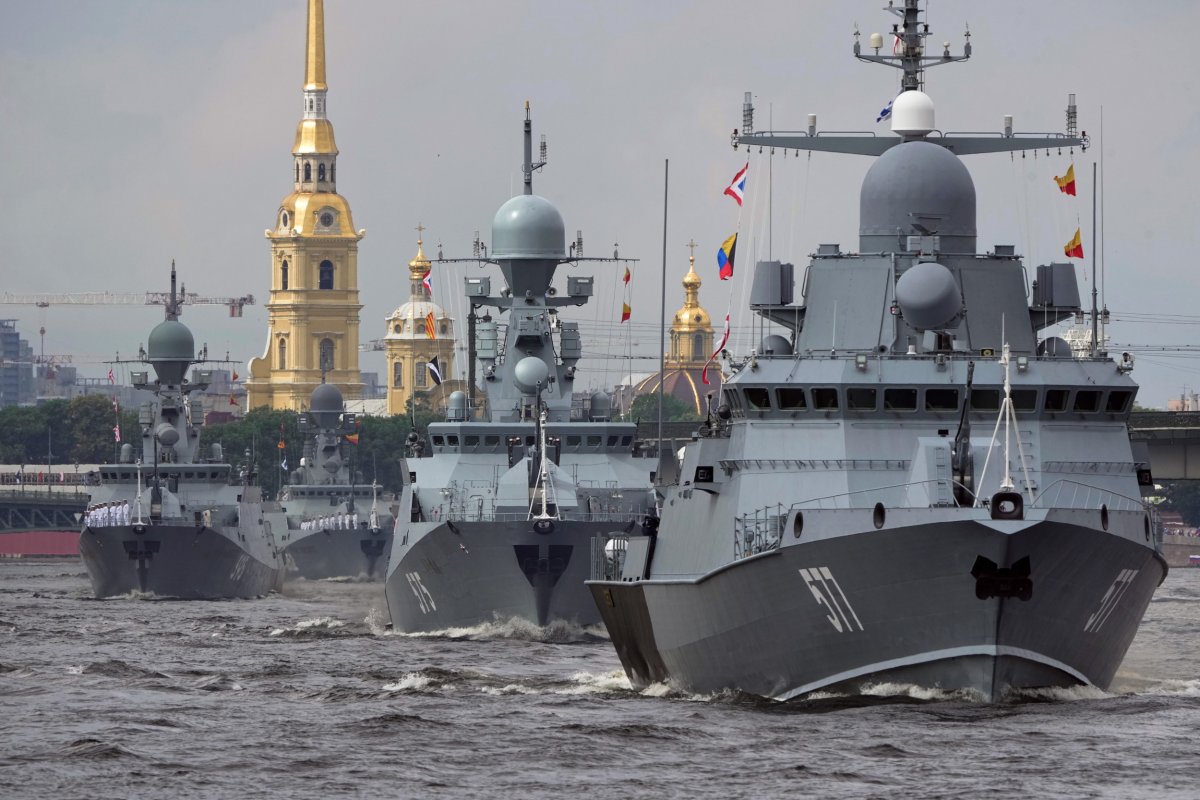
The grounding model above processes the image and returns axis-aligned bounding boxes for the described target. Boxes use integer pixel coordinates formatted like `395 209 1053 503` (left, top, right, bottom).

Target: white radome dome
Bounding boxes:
891 90 935 136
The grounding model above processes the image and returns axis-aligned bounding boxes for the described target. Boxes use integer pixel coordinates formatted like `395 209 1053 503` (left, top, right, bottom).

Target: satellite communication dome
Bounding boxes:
890 90 936 136
513 356 550 393
146 319 194 384
491 195 566 259
447 391 469 421
309 383 344 428
760 334 793 356
589 392 612 421
1038 337 1073 358
895 261 962 330
860 140 976 251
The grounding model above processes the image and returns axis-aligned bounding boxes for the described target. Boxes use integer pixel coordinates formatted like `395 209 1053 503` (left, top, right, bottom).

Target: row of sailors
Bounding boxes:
300 512 359 532
85 501 133 527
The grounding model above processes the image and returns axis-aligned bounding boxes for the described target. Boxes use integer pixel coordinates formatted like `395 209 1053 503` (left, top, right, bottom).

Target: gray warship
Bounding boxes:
79 267 283 599
268 381 394 580
589 0 1166 701
383 105 657 632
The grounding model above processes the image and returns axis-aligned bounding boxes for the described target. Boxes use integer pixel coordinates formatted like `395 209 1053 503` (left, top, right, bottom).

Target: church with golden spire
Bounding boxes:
625 241 722 416
246 0 364 410
384 232 461 415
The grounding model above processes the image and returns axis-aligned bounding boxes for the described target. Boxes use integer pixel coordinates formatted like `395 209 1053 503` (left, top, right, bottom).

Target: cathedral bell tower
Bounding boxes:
246 0 364 410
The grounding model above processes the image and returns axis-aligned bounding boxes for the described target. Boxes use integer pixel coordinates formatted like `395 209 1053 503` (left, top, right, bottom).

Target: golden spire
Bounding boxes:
682 239 701 301
409 225 432 283
304 0 327 92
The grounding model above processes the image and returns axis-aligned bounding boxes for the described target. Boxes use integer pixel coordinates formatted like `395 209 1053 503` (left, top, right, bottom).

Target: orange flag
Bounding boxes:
424 311 436 339
1054 164 1076 196
621 302 631 323
623 266 631 285
1064 228 1084 259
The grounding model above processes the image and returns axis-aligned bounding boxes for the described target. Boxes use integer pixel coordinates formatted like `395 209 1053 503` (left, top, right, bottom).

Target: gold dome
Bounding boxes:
408 239 432 282
270 192 357 238
293 118 338 155
672 253 711 332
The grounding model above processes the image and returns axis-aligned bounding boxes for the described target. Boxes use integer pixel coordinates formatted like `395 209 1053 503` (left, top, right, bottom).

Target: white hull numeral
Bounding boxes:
1084 568 1139 633
406 571 437 614
799 566 864 632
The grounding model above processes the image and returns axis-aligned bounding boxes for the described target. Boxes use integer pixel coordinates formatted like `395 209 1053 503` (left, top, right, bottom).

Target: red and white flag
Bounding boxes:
113 425 121 443
702 313 731 385
107 368 115 384
723 163 748 206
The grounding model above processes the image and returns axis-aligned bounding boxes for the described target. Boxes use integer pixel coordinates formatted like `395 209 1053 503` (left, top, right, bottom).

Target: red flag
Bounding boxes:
230 395 238 406
107 368 115 384
1054 164 1076 196
232 370 240 381
702 313 731 385
623 266 631 285
113 425 121 443
724 163 748 206
344 433 360 445
1064 228 1084 259
621 302 631 323
424 311 436 340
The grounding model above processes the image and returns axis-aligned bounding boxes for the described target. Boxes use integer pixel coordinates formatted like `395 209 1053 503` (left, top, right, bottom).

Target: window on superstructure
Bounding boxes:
447 436 460 446
847 387 877 411
484 435 501 447
319 260 334 289
1073 390 1102 413
812 388 839 410
566 435 581 446
1011 389 1038 413
1106 390 1133 413
925 388 959 412
432 436 444 446
607 436 618 447
969 389 1000 411
884 388 917 411
465 436 480 446
776 387 807 409
744 388 771 409
587 436 602 447
1045 389 1070 413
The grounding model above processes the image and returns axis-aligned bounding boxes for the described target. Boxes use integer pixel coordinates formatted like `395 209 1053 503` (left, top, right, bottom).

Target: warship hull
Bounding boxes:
284 527 393 580
385 519 625 632
591 516 1166 701
79 524 279 599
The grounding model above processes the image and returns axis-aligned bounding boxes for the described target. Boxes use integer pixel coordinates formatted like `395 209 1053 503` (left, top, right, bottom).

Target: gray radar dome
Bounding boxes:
447 391 469 422
589 392 612 421
860 141 976 253
513 356 550 393
895 261 962 330
492 195 566 259
147 319 194 384
1038 337 1072 358
760 334 793 356
310 383 344 428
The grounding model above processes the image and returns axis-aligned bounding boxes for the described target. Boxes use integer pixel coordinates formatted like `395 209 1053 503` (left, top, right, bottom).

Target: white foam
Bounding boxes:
381 672 433 692
268 616 347 636
554 670 633 696
392 614 596 643
860 681 986 702
1009 683 1111 702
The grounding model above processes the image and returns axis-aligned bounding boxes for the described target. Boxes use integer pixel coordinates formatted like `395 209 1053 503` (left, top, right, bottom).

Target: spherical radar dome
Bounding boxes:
860 140 976 240
895 261 962 330
890 90 935 136
491 195 566 259
310 383 344 427
513 356 550 393
147 320 195 362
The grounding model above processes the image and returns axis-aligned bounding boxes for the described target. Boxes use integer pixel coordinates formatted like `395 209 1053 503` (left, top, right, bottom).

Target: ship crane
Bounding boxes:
0 290 256 317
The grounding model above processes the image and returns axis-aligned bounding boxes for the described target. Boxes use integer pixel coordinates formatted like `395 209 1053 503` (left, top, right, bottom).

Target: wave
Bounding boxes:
389 615 606 644
268 616 356 638
59 738 140 760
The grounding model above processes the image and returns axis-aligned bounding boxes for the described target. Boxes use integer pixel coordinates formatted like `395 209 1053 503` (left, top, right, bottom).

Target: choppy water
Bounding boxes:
1 561 1197 799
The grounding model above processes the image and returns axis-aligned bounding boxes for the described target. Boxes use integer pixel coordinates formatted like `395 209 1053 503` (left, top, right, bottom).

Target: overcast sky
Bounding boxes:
2 0 1197 407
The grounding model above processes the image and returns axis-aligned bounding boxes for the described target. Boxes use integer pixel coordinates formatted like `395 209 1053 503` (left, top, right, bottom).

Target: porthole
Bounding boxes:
1100 504 1109 532
793 511 804 538
873 502 886 529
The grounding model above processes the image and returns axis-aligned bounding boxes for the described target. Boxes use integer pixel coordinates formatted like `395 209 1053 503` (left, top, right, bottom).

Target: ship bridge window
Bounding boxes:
970 389 1001 411
1073 390 1102 413
587 435 602 447
744 388 772 409
621 435 632 446
1012 389 1038 413
884 388 918 411
566 435 581 446
526 436 536 446
447 435 460 446
1045 389 1070 413
607 436 619 447
846 387 877 411
484 435 501 447
431 435 445 446
925 388 960 412
1106 390 1133 413
465 435 480 446
812 388 839 410
776 387 807 410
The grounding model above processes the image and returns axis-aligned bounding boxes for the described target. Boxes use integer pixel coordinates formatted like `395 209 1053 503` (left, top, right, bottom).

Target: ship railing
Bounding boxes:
783 479 965 511
590 535 628 581
733 503 789 559
1028 480 1146 513
439 508 652 525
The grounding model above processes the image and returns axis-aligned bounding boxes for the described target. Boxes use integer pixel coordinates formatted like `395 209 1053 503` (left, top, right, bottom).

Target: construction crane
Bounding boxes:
0 290 256 317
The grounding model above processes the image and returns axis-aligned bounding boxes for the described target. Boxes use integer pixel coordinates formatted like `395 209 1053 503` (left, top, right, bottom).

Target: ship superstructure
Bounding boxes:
79 266 282 599
589 0 1165 701
384 105 657 632
267 382 394 579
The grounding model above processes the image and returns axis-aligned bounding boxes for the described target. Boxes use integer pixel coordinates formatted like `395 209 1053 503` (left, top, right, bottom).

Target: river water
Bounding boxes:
1 560 1197 799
